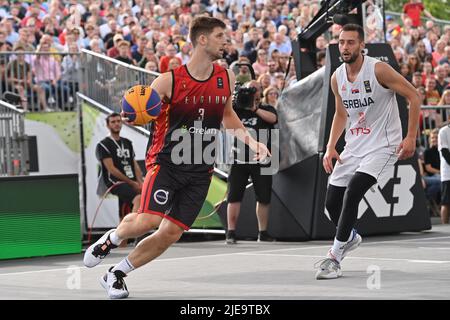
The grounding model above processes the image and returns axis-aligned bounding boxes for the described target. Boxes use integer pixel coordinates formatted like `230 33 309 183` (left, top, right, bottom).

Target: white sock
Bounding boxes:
112 257 135 274
109 230 123 246
330 238 346 262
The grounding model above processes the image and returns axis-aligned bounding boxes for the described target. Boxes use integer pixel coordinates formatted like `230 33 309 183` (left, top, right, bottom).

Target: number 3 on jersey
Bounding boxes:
197 108 205 121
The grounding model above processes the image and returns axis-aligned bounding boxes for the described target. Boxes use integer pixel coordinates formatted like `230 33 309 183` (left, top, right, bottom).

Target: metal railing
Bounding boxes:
80 49 159 114
0 51 81 112
0 100 29 176
418 105 450 149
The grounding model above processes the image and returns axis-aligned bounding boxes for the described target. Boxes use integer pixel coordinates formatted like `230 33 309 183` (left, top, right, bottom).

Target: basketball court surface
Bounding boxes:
1 222 449 300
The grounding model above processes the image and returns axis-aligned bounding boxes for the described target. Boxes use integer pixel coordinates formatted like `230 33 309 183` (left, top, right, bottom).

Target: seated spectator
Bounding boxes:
131 35 148 63
252 49 269 77
13 28 35 52
400 63 412 82
407 54 422 74
32 40 67 110
433 40 446 66
168 57 181 70
268 32 291 56
423 129 441 205
234 56 252 85
405 28 420 55
138 43 159 70
425 77 441 106
317 51 326 68
6 46 48 111
435 65 449 96
242 27 260 63
412 71 423 88
107 33 125 58
262 86 279 108
114 40 135 65
438 89 450 121
439 46 450 65
159 44 181 73
421 61 433 84
415 40 432 63
89 38 103 54
61 42 81 106
144 61 158 73
176 42 191 65
274 72 286 92
83 23 104 51
3 17 19 45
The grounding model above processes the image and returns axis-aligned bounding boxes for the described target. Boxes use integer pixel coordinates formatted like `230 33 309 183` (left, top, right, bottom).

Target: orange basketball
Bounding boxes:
121 85 162 125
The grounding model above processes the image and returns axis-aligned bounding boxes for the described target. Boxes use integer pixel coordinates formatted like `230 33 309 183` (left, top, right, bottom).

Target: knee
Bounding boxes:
156 225 184 246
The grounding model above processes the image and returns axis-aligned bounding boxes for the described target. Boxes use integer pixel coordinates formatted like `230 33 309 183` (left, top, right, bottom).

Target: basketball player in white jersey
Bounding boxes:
315 24 421 279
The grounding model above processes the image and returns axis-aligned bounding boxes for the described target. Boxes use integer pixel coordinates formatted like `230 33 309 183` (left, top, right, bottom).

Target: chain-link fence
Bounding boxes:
0 100 29 176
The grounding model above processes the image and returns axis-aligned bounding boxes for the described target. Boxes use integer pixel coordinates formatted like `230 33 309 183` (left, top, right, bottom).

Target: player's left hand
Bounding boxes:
120 111 136 126
397 137 416 160
250 141 271 162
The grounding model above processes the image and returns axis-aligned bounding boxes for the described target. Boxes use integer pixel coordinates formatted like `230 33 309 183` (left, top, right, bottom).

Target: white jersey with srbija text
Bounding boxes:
335 55 402 157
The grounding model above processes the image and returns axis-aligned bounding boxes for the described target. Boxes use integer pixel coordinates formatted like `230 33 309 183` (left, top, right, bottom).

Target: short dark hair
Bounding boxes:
341 23 365 42
106 112 121 125
189 16 226 47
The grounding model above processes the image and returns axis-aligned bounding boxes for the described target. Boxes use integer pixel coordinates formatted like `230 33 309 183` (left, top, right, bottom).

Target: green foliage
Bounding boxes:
384 0 449 21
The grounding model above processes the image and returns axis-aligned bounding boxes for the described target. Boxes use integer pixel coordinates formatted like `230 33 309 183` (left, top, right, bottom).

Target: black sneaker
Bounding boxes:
225 230 237 244
258 231 275 242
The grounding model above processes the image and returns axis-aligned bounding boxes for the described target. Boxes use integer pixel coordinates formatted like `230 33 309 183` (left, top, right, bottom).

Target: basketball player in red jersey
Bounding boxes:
84 17 270 299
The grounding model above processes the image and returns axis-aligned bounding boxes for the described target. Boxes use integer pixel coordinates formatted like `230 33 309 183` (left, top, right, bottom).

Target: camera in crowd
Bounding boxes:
233 83 257 110
232 62 257 111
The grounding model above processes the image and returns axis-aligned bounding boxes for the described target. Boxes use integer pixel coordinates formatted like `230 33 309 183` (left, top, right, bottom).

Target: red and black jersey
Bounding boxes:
146 64 231 172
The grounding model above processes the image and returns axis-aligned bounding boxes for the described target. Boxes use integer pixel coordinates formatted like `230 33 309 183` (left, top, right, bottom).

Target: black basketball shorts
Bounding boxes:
138 164 212 230
110 183 139 205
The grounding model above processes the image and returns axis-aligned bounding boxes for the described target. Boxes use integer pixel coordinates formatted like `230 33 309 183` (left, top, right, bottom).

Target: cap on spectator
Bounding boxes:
386 15 393 21
14 44 25 51
113 34 124 43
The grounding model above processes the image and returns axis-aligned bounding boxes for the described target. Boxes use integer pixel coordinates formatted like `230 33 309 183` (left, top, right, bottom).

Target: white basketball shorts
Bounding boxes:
328 147 399 187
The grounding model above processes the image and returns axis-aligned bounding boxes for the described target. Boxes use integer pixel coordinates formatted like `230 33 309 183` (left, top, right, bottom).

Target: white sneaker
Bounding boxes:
315 257 343 280
100 267 129 299
342 229 362 260
83 229 117 268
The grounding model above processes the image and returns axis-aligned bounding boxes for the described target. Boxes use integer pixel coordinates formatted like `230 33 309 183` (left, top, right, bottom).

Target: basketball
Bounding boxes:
121 85 162 125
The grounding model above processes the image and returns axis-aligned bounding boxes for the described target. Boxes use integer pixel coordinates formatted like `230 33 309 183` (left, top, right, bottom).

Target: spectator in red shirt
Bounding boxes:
158 44 181 73
20 3 44 30
402 0 435 28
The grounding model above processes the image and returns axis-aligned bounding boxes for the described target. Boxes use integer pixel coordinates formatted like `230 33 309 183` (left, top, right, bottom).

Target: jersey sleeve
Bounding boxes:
96 141 112 161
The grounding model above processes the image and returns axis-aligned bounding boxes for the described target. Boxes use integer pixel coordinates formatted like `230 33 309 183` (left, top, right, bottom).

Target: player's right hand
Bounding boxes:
131 181 142 193
323 146 342 174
